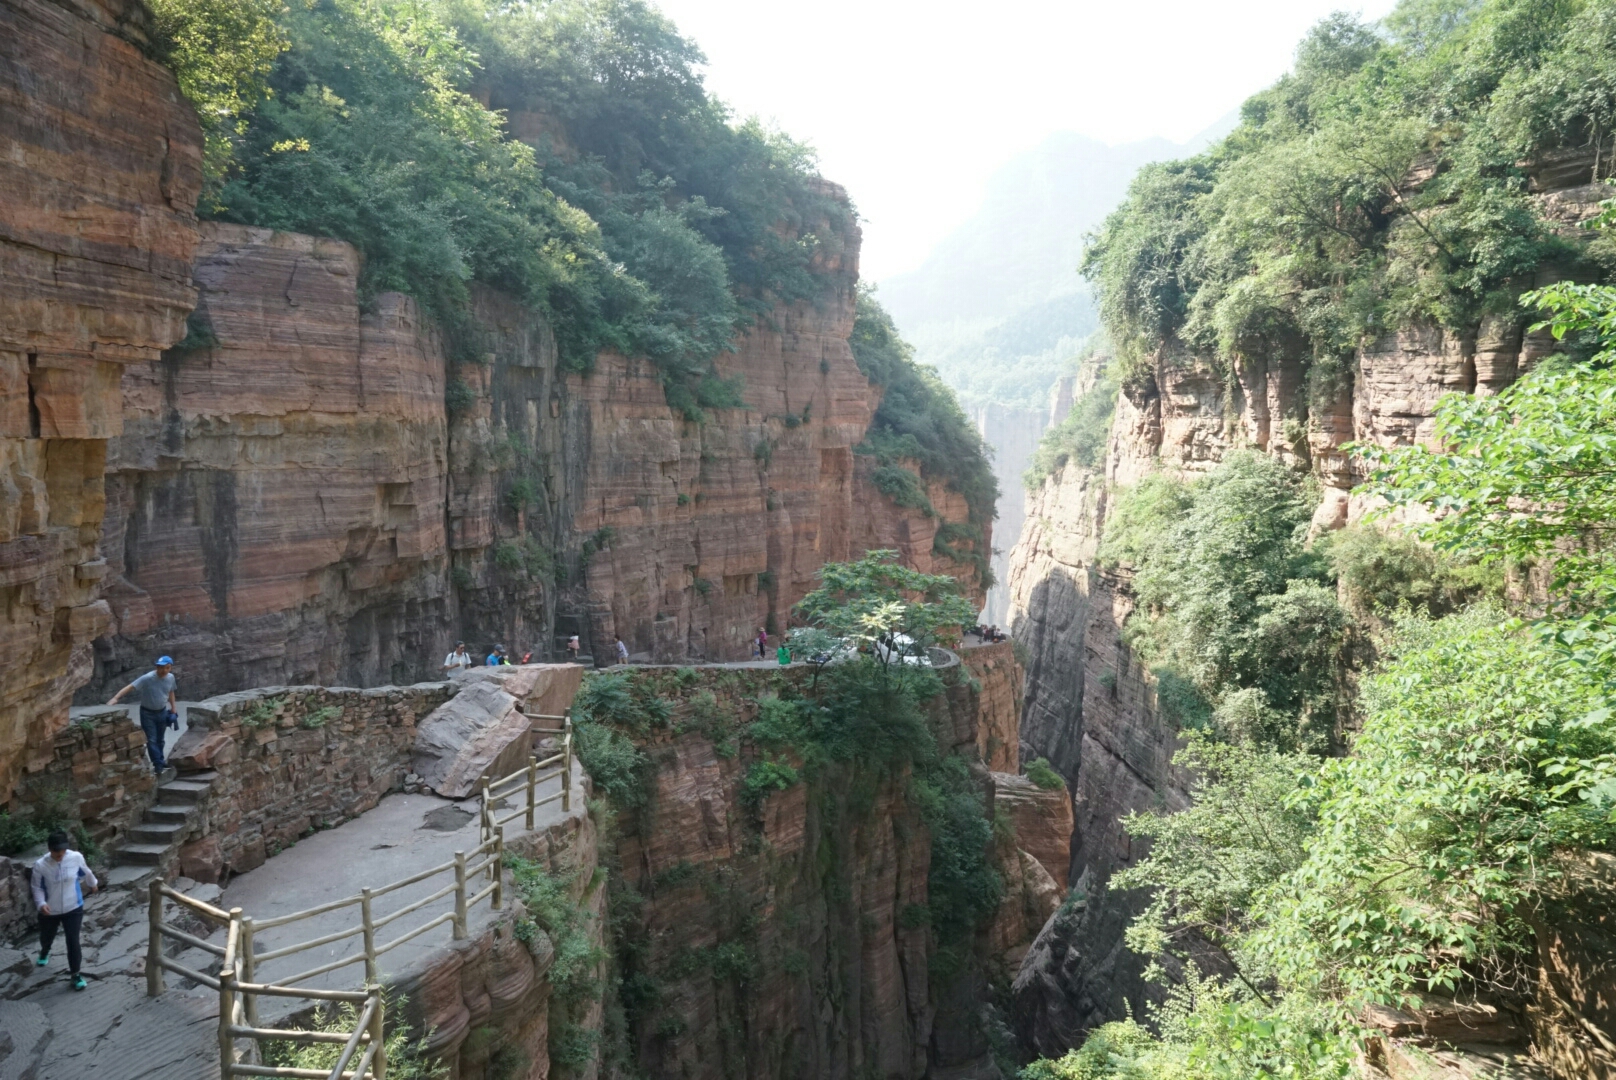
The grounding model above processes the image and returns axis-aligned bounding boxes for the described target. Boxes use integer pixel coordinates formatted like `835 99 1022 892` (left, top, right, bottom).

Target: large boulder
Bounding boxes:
412 665 582 799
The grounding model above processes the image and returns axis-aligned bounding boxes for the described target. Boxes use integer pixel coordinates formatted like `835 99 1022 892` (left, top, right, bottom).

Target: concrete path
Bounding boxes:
221 768 573 1014
0 759 584 1078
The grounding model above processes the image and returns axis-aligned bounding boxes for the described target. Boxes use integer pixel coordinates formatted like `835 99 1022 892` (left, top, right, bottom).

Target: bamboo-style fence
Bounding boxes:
144 712 575 1079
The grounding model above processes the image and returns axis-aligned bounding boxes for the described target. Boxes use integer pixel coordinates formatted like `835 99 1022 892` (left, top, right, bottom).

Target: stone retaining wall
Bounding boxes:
169 683 454 879
11 707 155 851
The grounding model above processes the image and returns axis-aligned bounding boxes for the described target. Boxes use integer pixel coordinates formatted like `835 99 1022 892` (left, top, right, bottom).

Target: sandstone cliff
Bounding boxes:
596 656 1037 1080
1003 154 1613 1048
76 202 985 704
0 0 201 800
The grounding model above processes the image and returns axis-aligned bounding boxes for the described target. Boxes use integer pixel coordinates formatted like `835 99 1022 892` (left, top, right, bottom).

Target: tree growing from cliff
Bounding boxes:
793 550 977 681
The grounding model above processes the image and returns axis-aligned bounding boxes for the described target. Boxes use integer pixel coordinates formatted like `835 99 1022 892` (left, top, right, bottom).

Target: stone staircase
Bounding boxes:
105 771 218 887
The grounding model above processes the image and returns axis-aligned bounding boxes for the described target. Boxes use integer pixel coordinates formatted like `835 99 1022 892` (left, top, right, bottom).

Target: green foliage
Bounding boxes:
852 289 998 529
1024 758 1065 791
794 550 977 678
1082 2 1612 381
740 759 799 810
1101 451 1345 748
912 755 1004 943
148 0 288 198
0 812 45 857
1315 523 1500 617
572 677 653 807
260 993 445 1078
868 465 936 516
193 0 847 386
1114 737 1317 987
1025 356 1119 488
299 705 341 729
508 856 603 1005
1256 607 1616 1004
1361 281 1616 673
444 379 476 416
493 536 554 584
1020 971 1356 1080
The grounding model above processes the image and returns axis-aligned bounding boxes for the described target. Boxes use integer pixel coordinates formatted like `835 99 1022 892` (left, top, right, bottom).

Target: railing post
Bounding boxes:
240 915 259 1064
453 851 468 940
492 827 504 911
361 887 377 983
371 990 387 1079
562 716 573 813
218 965 237 1076
146 879 165 997
479 776 491 844
525 754 537 831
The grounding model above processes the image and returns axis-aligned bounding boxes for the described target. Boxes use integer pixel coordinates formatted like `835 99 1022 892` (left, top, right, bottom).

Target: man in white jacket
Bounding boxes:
31 830 98 990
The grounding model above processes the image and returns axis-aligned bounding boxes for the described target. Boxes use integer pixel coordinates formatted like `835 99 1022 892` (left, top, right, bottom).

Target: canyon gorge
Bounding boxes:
7 0 1616 1077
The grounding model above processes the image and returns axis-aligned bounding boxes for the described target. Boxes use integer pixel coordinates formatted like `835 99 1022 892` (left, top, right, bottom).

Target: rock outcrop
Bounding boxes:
1002 162 1614 1050
604 659 1034 1079
0 0 201 804
413 664 581 798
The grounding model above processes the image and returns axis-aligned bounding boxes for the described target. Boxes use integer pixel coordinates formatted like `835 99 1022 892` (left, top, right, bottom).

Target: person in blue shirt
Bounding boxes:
32 830 98 991
487 645 509 666
108 656 178 775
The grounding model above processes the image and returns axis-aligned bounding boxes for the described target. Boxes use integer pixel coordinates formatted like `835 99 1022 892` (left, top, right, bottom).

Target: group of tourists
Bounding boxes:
970 624 1008 643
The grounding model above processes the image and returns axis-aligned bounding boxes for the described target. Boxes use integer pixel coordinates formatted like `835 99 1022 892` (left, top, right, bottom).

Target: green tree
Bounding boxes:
149 0 288 197
793 550 977 679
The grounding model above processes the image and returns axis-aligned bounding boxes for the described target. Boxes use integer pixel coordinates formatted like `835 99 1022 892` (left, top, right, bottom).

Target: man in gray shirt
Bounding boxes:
108 656 178 775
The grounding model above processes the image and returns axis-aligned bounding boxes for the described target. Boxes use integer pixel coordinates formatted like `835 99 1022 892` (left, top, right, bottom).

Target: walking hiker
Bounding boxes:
32 830 97 991
107 656 178 776
442 641 474 672
567 634 581 662
615 636 629 665
776 643 791 666
487 644 508 667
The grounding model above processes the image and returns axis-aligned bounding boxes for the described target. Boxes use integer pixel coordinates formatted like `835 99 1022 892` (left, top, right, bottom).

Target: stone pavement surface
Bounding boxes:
0 761 579 1079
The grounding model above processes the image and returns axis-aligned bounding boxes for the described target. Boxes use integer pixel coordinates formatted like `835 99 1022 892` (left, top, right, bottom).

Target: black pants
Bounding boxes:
39 907 84 974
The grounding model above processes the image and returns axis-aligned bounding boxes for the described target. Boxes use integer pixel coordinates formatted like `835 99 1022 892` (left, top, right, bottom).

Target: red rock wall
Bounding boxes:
89 223 453 699
0 0 201 800
605 662 1031 1080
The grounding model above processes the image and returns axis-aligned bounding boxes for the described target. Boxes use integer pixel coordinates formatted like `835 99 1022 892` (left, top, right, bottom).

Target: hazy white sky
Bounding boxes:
651 0 1400 281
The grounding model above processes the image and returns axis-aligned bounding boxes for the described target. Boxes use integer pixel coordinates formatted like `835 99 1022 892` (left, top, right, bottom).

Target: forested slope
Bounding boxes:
1010 2 1616 1077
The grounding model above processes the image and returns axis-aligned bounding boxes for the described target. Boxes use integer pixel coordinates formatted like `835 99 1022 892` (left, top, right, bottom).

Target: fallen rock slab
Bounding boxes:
413 665 582 798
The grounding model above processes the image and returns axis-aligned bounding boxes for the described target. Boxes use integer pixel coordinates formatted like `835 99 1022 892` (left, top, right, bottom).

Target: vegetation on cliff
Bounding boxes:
569 558 1007 1067
851 290 1000 581
1082 0 1616 388
1022 285 1616 1078
148 0 850 403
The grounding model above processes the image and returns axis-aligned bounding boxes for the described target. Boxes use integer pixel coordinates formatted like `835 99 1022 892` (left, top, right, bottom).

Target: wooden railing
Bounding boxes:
147 883 385 1078
479 713 572 844
144 710 576 1077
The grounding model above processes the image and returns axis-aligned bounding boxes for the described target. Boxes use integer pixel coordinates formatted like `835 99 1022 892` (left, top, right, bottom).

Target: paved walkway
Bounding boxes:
0 760 583 1078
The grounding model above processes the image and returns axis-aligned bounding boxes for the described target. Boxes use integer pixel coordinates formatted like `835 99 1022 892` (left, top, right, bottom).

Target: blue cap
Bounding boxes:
156 656 174 666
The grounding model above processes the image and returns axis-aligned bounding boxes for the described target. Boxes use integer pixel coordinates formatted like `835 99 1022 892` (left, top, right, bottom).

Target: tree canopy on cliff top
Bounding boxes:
1082 0 1616 391
150 0 853 402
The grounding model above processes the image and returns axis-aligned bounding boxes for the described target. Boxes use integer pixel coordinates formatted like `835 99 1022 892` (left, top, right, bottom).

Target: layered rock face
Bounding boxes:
88 223 452 700
0 0 201 801
1003 163 1614 1049
606 660 1035 1080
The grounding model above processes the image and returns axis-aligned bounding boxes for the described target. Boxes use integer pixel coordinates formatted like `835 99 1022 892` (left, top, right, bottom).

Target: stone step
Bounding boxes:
156 779 211 804
115 843 171 865
103 863 156 890
128 821 187 844
145 804 191 825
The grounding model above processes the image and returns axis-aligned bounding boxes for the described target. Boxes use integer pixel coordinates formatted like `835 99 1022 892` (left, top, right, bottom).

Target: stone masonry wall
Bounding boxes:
10 706 156 853
168 682 454 878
